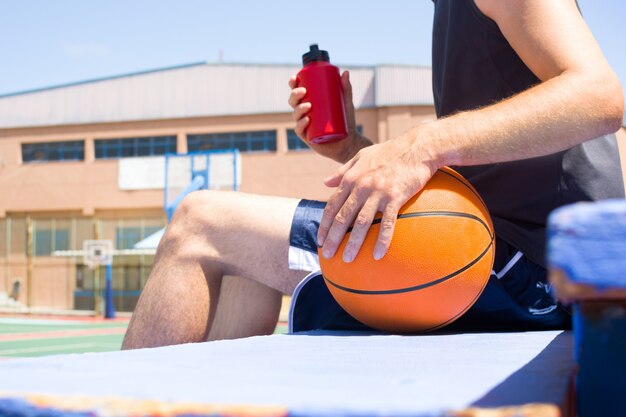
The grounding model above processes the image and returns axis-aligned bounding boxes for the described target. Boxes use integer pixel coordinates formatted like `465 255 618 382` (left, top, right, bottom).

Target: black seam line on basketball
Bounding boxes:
417 260 492 332
322 240 494 295
437 169 486 207
390 249 493 334
346 211 494 241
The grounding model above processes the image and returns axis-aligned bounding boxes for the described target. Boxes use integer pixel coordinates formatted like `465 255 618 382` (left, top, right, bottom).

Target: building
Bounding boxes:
0 62 436 311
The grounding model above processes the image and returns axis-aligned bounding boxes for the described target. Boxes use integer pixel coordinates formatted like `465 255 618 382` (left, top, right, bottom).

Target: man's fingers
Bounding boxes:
288 75 297 89
289 83 310 141
341 71 357 132
373 203 399 260
317 182 352 249
320 191 361 260
341 71 353 106
292 102 312 122
295 116 310 138
342 198 380 263
288 87 307 108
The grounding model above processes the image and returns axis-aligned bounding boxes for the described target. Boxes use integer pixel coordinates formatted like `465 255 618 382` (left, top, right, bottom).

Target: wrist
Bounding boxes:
414 119 460 170
338 133 372 164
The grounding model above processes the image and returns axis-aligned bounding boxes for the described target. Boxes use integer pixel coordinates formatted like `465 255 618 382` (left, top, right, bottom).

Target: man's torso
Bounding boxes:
431 0 625 265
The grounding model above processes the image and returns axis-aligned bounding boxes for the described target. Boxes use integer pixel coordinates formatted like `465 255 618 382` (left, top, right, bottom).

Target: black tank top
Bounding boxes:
432 0 624 265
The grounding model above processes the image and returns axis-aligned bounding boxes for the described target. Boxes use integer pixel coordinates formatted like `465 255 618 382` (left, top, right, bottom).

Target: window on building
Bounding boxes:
187 130 277 153
22 141 85 163
95 136 177 159
116 226 163 250
286 125 364 152
287 129 310 151
33 228 69 256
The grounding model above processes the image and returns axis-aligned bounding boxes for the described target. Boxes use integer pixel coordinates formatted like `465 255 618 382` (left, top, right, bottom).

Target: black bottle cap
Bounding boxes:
302 44 330 65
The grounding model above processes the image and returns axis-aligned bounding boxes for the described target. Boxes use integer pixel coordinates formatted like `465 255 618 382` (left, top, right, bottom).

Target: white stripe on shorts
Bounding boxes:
288 270 321 333
492 250 524 280
288 245 321 272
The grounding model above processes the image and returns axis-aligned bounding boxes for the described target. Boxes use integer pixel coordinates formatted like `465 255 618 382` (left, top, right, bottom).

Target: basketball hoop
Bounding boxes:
83 240 113 269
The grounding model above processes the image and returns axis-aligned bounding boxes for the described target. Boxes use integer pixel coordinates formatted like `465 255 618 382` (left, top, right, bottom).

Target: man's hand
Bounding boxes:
317 126 439 263
289 70 440 263
288 70 371 164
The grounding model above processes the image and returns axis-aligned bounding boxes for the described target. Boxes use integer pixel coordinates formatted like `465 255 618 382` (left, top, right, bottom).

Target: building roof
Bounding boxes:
0 63 433 129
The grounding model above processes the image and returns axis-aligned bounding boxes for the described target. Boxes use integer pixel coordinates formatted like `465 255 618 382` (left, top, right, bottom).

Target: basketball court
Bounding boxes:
0 306 290 360
0 316 128 359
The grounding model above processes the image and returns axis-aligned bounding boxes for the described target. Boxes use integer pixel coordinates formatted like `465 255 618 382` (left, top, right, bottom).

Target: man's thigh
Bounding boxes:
180 190 310 295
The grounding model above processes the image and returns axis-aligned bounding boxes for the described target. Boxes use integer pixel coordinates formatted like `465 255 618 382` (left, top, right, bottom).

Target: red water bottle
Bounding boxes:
297 44 348 144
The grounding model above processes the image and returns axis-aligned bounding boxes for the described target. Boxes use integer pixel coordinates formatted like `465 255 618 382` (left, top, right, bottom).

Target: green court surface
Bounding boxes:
0 316 288 359
0 317 129 358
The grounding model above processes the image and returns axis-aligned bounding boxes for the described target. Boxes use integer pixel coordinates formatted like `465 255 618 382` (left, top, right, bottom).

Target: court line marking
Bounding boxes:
0 318 84 325
0 343 99 355
0 327 126 342
0 341 123 356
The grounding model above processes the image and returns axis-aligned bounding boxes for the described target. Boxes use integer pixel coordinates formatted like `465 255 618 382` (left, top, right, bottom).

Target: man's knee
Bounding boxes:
162 190 231 253
172 190 231 227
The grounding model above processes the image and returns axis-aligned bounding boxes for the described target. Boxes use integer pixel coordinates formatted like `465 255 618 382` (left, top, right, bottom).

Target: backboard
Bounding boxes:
164 150 241 211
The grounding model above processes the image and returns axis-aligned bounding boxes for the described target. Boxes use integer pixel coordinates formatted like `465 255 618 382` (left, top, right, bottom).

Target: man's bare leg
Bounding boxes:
207 275 283 341
122 191 309 349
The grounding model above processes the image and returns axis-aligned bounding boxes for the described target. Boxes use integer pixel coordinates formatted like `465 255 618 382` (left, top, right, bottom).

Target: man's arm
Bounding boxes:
288 71 372 164
433 0 624 166
318 0 624 263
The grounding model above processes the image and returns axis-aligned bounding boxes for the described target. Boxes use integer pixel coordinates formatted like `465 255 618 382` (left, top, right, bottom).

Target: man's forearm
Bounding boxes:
421 69 624 169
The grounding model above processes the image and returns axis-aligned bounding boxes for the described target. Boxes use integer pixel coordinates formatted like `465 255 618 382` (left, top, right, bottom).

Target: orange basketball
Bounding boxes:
318 167 495 333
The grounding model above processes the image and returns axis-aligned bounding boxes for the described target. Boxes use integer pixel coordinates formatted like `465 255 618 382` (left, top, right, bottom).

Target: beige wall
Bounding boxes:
0 106 439 217
376 106 436 142
0 105 436 309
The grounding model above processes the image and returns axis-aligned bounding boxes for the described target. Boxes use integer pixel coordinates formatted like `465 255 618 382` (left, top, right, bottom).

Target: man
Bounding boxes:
122 0 623 348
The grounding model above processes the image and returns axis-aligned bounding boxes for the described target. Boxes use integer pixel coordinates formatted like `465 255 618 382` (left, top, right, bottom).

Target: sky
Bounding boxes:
1 0 625 118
